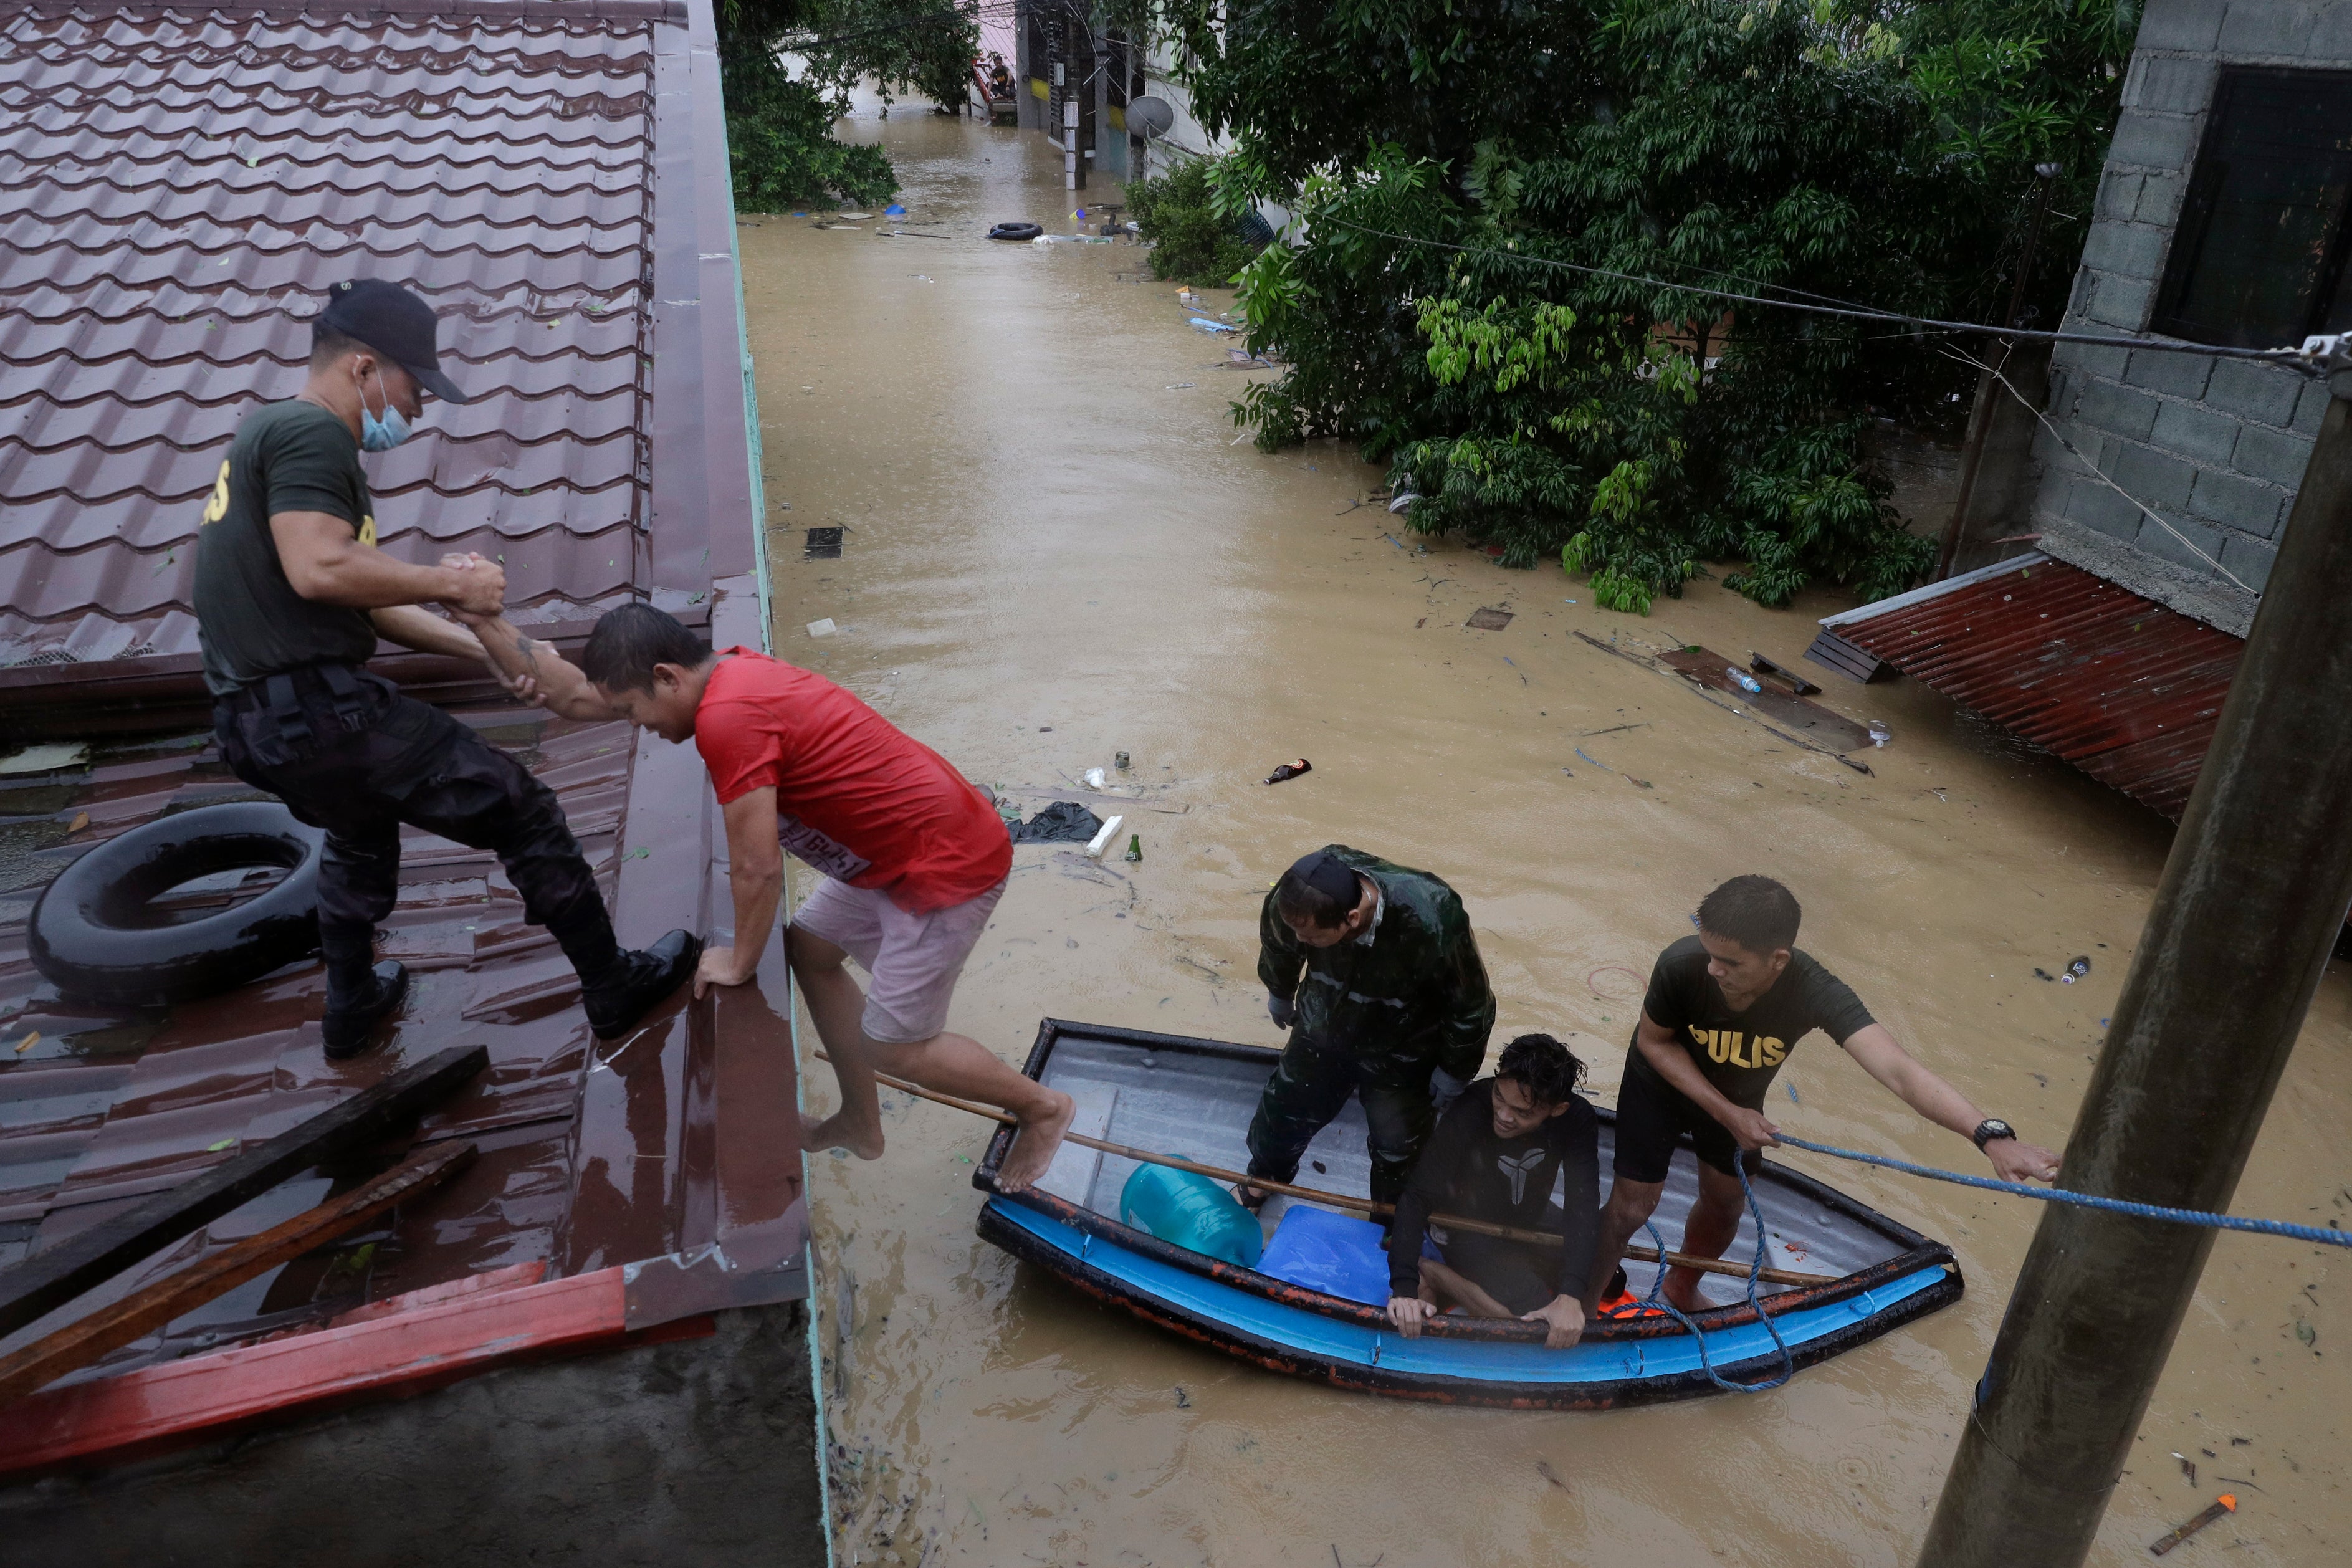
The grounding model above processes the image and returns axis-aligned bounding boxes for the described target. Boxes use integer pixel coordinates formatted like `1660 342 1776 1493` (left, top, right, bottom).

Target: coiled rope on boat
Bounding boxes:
1637 1151 1795 1394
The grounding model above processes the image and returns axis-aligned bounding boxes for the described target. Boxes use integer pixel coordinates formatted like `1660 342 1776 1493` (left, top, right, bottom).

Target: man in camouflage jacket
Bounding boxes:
1243 845 1496 1208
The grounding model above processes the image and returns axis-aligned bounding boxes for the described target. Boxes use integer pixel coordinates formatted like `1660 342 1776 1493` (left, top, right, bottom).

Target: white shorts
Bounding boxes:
791 875 1006 1043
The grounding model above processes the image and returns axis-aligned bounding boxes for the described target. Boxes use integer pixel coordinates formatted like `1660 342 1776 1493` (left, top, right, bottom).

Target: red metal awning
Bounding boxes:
1822 553 2245 820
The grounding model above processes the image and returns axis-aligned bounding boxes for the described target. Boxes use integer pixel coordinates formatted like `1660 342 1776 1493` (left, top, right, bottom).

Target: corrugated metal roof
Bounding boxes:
1832 556 2244 820
0 4 666 673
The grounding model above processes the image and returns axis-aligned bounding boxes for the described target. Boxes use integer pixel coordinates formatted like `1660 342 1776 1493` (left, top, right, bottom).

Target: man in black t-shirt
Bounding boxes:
1387 1033 1602 1348
1593 875 2061 1312
194 279 697 1058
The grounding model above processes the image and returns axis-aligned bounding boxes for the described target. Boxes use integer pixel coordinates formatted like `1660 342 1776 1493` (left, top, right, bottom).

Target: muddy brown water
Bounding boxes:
738 99 2346 1568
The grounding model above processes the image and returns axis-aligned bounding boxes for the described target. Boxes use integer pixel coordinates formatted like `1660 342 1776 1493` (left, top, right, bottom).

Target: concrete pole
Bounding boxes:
1918 380 2352 1564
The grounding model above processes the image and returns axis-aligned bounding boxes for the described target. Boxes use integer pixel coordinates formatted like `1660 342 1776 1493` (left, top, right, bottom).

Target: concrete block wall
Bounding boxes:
2030 0 2352 636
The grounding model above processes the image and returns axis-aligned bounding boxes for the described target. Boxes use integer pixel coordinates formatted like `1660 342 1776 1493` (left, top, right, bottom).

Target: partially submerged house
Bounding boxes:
1814 0 2345 821
0 1 825 1558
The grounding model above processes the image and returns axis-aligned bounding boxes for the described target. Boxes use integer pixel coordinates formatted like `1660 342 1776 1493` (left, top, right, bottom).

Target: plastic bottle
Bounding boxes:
1867 720 1892 747
1727 667 1764 694
1119 1165 1263 1267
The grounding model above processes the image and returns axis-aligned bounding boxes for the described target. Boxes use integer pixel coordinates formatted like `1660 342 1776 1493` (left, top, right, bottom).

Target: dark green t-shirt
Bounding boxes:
193 399 380 696
1632 934 1875 1109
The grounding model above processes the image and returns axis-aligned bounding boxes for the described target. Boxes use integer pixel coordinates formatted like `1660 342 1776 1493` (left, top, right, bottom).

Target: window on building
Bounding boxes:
2153 67 2352 349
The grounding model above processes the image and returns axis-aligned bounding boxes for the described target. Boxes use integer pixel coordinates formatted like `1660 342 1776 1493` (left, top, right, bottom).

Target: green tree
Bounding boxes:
1171 0 2134 611
719 0 980 209
1127 155 1264 284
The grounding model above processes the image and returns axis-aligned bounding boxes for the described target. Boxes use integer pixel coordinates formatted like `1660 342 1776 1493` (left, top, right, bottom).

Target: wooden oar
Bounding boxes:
820 1055 1836 1288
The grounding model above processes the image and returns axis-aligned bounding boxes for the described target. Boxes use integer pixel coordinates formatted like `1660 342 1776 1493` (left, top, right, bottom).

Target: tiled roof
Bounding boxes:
0 3 672 672
0 0 795 1448
1824 554 2243 820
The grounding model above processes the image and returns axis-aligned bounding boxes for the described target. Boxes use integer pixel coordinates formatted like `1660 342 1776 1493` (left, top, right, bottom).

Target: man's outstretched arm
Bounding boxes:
1840 1024 2061 1183
459 613 622 722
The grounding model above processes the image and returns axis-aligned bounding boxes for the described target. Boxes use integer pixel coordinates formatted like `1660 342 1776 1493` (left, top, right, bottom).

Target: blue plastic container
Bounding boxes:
1119 1165 1264 1268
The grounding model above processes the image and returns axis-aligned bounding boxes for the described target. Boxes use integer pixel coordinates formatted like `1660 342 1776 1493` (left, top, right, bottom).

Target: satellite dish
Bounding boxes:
1126 95 1175 139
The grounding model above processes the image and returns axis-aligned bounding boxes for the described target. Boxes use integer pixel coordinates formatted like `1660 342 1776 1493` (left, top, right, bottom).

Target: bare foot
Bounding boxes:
800 1108 885 1160
1660 1270 1713 1314
995 1088 1076 1192
1231 1181 1271 1212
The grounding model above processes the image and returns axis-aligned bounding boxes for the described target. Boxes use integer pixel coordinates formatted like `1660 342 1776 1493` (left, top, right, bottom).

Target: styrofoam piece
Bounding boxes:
1084 814 1125 858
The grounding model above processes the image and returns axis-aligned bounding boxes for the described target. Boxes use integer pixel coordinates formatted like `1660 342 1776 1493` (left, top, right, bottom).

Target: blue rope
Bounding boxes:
1773 1135 2352 1250
1636 1150 1794 1394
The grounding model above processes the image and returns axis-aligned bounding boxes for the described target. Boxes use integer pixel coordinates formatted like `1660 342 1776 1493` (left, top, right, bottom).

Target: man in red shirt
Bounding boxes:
468 603 1075 1189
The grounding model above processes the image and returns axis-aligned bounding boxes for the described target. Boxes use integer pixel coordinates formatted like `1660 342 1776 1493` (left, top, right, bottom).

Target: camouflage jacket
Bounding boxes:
1256 844 1495 1082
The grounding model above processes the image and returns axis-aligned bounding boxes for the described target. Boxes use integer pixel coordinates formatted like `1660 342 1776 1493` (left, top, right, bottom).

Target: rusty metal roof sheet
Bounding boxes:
0 4 672 674
1827 554 2244 820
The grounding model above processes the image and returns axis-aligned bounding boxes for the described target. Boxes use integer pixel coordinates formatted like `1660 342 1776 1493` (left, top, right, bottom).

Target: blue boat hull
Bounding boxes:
980 1196 1959 1410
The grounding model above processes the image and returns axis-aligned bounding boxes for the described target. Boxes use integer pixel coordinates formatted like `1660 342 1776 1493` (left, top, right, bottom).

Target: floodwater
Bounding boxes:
737 100 2348 1568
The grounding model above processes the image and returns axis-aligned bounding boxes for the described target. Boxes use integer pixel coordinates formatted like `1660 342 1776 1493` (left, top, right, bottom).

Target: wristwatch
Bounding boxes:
1972 1118 2017 1150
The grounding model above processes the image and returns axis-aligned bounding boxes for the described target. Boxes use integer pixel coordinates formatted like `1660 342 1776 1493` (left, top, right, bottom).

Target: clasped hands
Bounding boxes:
434 552 558 705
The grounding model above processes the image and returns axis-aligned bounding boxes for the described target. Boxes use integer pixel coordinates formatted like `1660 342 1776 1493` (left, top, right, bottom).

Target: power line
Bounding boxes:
1317 216 2316 371
1948 343 2258 597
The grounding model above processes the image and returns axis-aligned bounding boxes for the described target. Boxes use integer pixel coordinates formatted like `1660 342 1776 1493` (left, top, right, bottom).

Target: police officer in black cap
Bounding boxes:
193 279 699 1058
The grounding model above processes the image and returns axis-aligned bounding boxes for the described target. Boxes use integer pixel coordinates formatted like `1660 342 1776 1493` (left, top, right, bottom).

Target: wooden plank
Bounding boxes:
1656 645 1875 752
0 1142 476 1407
0 1266 633 1476
0 1044 487 1340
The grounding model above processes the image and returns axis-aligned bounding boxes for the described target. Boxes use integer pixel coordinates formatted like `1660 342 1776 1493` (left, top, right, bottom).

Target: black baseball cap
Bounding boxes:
317 278 470 404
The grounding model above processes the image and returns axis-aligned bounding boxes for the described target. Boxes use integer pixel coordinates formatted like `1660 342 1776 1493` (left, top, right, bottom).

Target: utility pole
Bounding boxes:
1918 356 2352 1565
1935 163 2062 580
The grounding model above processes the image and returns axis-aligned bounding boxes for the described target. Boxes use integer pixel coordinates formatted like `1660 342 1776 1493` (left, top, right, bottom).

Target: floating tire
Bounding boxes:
29 801 325 1007
987 221 1044 241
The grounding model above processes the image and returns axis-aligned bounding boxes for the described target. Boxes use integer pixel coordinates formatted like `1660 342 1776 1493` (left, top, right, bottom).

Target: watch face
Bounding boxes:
1978 1119 2014 1145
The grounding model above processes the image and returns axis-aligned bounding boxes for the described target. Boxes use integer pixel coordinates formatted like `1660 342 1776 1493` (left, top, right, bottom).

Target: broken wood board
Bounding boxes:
1572 632 1873 775
0 1142 476 1407
0 1045 487 1340
1656 646 1873 752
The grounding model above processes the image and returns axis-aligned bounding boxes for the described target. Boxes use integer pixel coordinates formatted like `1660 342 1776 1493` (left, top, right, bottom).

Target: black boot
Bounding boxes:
583 929 702 1040
323 960 409 1060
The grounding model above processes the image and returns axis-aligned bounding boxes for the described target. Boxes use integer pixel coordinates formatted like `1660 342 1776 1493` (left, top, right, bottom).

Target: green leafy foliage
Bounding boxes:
1127 156 1265 284
1172 0 2133 611
718 0 980 209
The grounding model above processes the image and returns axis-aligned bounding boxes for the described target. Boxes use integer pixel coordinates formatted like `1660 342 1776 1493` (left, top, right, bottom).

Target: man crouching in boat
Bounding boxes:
1592 874 2060 1311
1236 846 1495 1213
1386 1033 1601 1349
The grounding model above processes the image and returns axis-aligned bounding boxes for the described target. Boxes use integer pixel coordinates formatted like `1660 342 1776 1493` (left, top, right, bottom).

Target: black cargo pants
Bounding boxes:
1244 1031 1438 1209
213 663 619 1002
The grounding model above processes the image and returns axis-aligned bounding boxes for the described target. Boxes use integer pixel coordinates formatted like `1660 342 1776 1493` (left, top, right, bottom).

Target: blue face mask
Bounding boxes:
356 365 413 452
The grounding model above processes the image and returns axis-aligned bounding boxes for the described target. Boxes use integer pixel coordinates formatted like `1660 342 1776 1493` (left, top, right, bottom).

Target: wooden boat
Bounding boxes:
973 1020 1963 1410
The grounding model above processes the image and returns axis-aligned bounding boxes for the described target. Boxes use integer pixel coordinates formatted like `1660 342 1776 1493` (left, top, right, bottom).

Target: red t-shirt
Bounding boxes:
694 649 1011 912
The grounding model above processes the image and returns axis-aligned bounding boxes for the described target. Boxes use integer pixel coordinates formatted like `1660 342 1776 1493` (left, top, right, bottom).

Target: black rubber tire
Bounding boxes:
29 801 325 1007
987 221 1044 241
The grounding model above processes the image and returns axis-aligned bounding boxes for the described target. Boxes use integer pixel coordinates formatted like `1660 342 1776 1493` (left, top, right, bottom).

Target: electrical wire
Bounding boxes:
1315 215 2316 370
1948 343 2259 597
